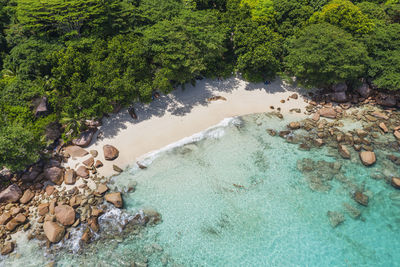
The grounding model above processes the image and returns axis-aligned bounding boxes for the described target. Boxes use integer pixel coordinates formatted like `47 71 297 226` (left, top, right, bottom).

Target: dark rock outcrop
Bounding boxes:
0 184 22 203
72 128 97 147
44 166 64 185
34 97 48 117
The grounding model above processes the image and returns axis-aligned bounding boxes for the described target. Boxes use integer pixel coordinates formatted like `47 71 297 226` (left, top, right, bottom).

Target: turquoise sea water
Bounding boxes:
2 113 400 267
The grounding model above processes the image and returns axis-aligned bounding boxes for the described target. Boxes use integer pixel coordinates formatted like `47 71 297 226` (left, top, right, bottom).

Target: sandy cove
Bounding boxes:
67 77 310 177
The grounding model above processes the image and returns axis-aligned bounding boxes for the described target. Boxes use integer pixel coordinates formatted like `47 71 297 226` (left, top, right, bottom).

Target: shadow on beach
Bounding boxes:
93 76 310 141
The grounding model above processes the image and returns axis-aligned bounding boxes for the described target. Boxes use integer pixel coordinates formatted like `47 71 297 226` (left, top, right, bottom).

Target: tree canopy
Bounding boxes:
0 0 399 171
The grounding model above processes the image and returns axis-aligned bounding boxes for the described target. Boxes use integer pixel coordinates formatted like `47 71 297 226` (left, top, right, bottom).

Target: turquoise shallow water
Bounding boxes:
2 113 400 266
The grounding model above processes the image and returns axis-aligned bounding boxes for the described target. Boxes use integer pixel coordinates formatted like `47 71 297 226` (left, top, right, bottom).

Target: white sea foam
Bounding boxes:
136 117 239 167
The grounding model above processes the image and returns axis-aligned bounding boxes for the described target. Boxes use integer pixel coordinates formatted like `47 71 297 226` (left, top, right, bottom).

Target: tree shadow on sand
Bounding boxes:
92 76 312 142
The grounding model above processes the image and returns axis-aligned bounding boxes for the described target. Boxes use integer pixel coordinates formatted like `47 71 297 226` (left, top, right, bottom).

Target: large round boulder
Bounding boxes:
55 205 76 226
43 221 65 243
0 184 22 203
359 151 376 166
103 145 119 161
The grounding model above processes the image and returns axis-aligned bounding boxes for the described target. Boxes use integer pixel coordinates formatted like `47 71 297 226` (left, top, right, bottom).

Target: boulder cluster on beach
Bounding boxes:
0 140 131 255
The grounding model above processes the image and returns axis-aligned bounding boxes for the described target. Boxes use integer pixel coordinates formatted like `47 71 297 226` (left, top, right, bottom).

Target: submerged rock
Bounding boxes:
354 191 369 206
327 211 345 228
343 203 361 219
338 144 351 159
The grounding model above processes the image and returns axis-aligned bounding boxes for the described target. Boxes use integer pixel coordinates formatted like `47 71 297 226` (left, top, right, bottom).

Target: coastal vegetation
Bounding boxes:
0 0 399 171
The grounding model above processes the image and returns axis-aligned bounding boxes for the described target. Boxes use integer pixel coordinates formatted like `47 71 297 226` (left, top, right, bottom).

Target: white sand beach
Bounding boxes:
67 77 311 177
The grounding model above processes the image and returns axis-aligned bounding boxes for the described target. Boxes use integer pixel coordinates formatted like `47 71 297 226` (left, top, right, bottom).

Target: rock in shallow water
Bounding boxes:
1 242 14 255
359 151 376 166
391 177 400 189
43 221 65 243
105 192 123 208
327 211 345 228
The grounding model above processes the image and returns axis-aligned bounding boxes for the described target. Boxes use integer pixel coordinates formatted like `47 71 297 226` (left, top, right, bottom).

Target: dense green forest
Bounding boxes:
0 0 399 171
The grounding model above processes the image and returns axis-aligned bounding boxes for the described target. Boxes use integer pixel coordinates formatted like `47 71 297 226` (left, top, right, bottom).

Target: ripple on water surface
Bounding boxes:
3 113 400 267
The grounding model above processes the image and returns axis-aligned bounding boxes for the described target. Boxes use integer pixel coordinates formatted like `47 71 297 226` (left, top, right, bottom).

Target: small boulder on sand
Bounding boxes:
103 145 119 160
0 184 22 203
43 221 65 243
20 189 35 204
94 160 103 168
76 166 89 178
55 205 76 226
83 157 94 167
359 151 376 166
64 169 76 185
105 192 123 208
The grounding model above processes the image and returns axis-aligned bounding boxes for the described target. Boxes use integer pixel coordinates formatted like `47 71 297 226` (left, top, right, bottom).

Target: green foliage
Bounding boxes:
15 0 126 38
234 21 283 81
4 38 60 78
0 121 42 171
241 0 276 24
0 0 400 171
363 23 400 90
285 23 369 88
309 0 375 35
273 0 315 36
142 9 228 91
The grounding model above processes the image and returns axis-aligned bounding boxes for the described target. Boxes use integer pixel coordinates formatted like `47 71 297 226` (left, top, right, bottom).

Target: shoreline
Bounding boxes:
72 77 310 177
